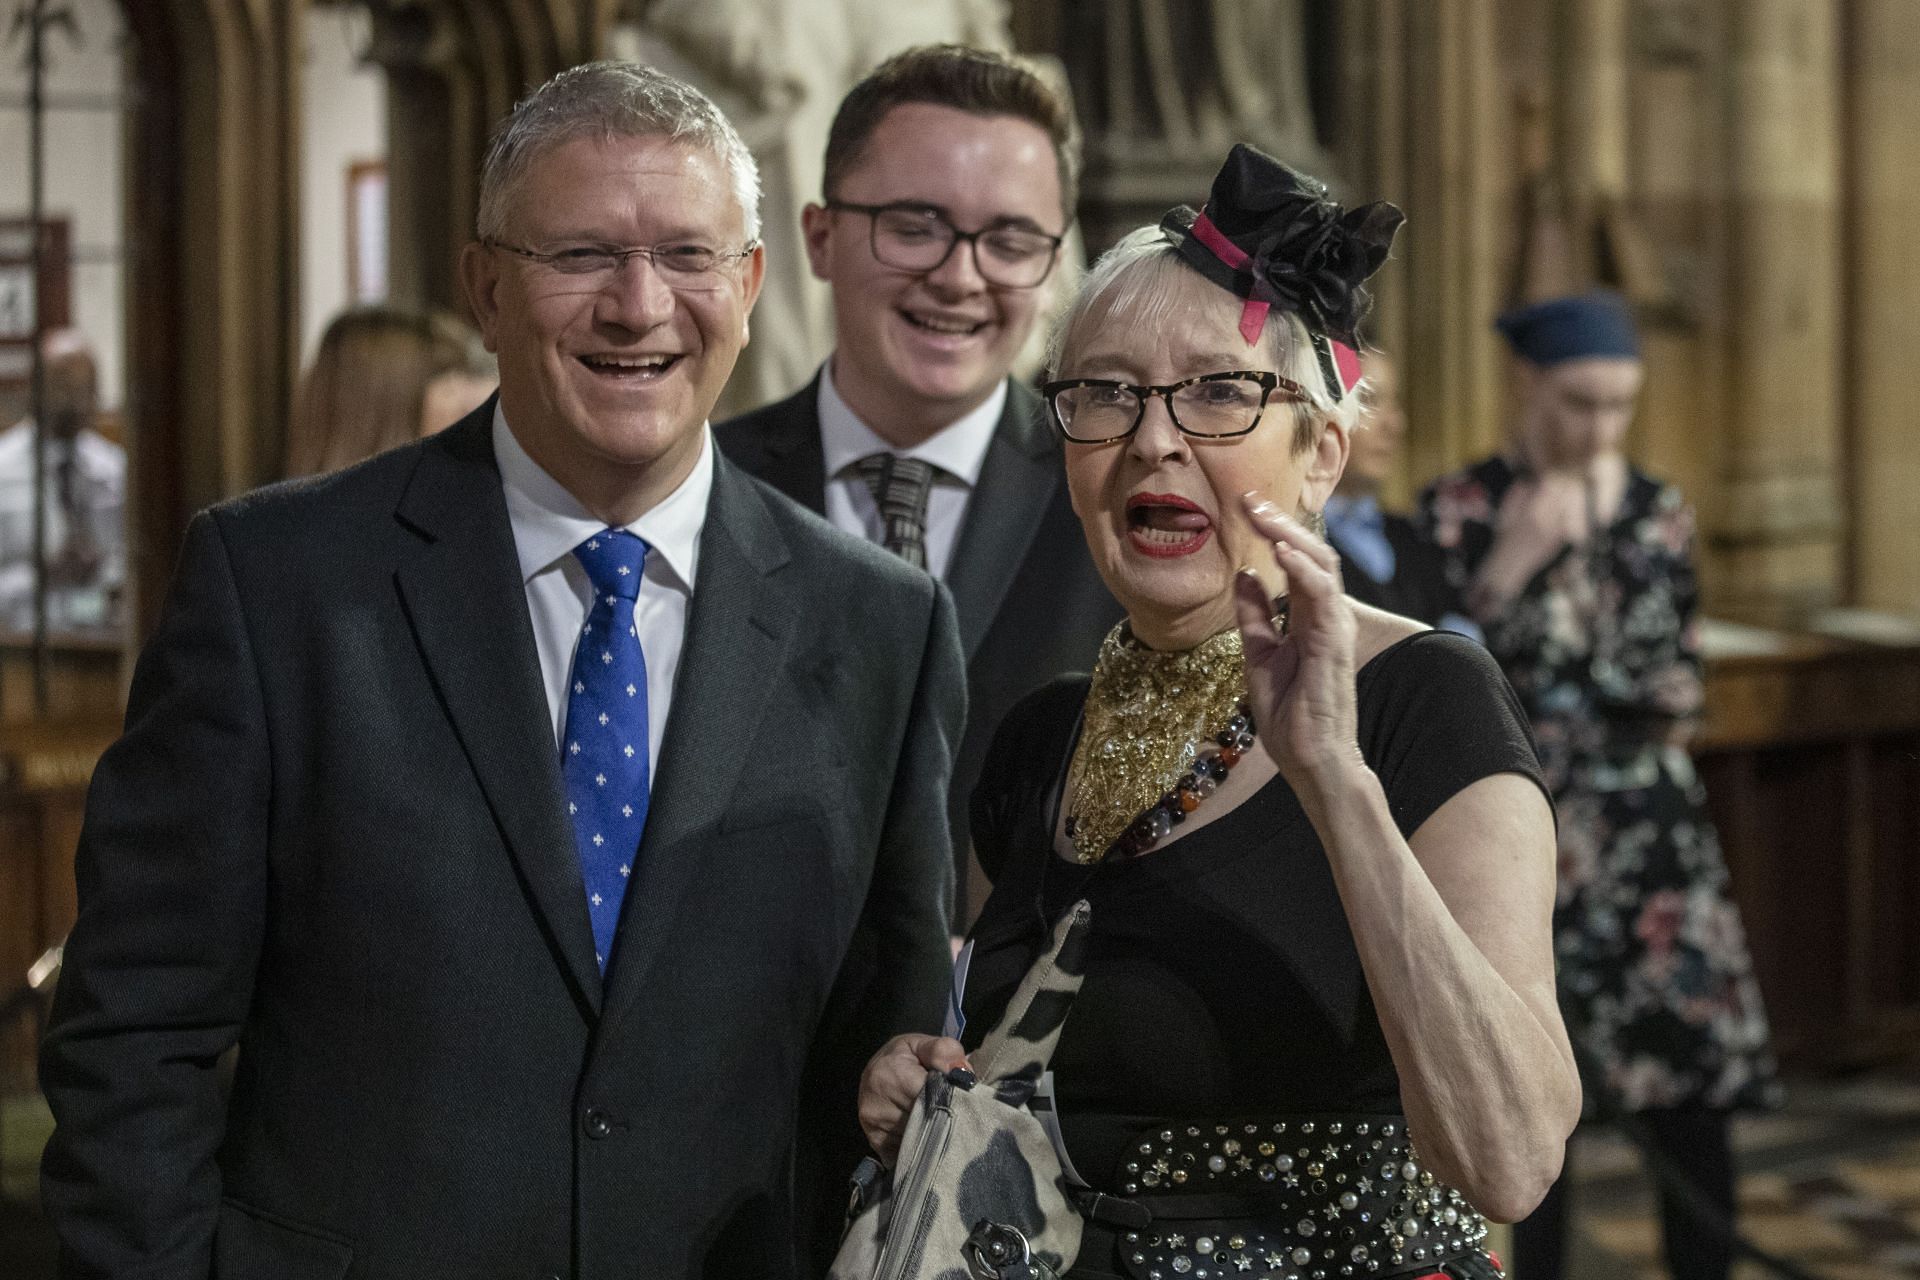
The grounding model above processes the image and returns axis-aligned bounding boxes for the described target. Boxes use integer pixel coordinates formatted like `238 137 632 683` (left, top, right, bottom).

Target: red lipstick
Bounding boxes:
1125 492 1214 558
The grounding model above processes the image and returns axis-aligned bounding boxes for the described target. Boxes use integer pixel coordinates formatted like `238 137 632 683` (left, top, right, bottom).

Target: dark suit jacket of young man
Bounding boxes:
38 403 963 1280
1330 510 1460 625
717 376 1122 926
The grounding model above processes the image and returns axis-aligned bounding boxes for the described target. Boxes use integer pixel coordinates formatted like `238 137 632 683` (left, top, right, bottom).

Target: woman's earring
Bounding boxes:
1270 595 1291 637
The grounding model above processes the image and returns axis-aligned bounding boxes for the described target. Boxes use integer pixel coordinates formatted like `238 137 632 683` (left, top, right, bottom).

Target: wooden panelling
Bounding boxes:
0 719 114 1086
1695 637 1920 1067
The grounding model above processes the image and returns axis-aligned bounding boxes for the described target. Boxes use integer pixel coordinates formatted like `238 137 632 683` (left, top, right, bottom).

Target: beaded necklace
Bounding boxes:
1064 624 1261 864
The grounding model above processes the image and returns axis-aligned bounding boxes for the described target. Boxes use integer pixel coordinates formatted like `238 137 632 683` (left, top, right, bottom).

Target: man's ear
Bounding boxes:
460 241 503 353
1302 414 1352 512
739 242 768 345
800 202 835 283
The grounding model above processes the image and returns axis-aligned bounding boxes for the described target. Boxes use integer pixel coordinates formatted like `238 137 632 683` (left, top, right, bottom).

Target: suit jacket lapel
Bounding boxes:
600 456 794 1024
945 381 1061 662
392 406 603 1017
742 379 828 512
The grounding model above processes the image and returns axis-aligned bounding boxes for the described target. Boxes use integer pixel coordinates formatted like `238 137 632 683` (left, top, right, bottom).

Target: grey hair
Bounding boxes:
477 61 762 244
1046 226 1364 451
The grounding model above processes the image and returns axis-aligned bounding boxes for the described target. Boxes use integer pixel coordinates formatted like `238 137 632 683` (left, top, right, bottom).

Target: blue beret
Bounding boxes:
1494 290 1641 365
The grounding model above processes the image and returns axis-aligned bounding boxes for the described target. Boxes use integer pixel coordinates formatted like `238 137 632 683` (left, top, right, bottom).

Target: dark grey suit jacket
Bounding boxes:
717 377 1121 924
39 404 963 1280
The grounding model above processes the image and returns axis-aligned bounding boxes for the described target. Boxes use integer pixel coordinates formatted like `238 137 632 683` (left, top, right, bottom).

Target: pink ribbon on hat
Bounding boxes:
1190 207 1363 399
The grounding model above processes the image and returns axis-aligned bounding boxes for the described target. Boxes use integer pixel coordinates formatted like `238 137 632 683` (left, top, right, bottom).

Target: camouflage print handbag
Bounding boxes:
829 900 1093 1280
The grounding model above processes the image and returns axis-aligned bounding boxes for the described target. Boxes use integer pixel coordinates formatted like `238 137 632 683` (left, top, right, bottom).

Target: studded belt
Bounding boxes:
1094 1115 1494 1280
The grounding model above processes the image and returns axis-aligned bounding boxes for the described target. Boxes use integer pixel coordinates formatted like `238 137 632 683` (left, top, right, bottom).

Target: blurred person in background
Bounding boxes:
287 306 495 476
1419 291 1779 1280
1324 347 1473 634
0 326 124 633
420 312 500 435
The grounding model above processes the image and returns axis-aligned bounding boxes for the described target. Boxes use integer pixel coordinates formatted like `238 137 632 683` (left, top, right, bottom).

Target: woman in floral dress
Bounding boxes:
1419 292 1778 1280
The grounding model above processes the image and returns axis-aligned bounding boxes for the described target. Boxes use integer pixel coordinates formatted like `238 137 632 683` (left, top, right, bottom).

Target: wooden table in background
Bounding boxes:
1694 616 1920 1069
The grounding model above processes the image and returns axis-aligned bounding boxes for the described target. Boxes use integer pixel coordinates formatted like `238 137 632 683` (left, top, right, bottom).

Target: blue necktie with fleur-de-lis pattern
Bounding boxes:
561 529 651 972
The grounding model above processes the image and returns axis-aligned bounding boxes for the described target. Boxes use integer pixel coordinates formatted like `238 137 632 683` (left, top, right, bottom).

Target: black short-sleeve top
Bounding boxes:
959 631 1548 1188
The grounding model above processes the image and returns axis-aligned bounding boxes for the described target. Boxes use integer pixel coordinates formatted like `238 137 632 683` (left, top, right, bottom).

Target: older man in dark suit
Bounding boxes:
718 46 1121 928
39 62 961 1280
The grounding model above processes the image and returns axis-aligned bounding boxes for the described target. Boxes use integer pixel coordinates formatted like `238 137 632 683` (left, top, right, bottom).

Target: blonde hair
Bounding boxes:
1047 226 1365 452
288 308 483 477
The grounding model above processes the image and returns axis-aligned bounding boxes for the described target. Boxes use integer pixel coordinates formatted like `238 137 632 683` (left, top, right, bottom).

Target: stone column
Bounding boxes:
370 2 467 314
116 0 307 628
170 0 304 499
1844 0 1920 611
1341 0 1409 360
1714 0 1844 622
1553 0 1631 221
1396 0 1506 489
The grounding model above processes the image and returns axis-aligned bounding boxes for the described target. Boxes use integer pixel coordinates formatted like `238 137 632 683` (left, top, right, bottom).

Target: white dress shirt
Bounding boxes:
816 359 1005 582
0 419 126 633
493 405 710 774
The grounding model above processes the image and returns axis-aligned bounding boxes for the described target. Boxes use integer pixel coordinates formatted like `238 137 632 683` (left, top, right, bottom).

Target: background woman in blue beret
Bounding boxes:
1418 292 1780 1280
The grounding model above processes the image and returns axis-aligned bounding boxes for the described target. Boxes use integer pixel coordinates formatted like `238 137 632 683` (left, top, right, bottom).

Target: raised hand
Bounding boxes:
1231 493 1365 789
1501 472 1587 551
1466 471 1587 617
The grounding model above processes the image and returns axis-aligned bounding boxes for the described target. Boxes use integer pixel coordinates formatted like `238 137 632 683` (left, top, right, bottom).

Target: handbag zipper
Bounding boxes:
873 1072 960 1278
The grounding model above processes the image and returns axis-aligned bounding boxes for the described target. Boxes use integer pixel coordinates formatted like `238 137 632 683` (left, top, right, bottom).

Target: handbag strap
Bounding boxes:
970 898 1092 1088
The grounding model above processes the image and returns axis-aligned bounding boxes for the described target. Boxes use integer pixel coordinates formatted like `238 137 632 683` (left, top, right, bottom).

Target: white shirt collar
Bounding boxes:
492 401 710 593
816 358 1006 487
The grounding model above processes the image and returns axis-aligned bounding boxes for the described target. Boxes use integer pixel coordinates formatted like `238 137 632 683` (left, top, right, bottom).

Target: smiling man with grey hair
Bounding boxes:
40 60 962 1280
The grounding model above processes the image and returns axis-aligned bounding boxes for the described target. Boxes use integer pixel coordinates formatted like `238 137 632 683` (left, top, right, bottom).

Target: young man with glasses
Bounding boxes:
718 45 1121 930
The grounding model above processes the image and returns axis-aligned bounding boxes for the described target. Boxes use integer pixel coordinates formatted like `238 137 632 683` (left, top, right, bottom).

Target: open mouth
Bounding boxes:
577 352 682 382
900 307 988 338
1125 492 1213 558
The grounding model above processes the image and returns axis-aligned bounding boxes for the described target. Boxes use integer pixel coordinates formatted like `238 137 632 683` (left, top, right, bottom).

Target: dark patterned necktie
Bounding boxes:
560 529 650 972
853 452 938 570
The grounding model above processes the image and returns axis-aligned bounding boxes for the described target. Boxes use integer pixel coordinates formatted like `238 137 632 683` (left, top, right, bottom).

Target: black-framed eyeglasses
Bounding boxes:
1042 370 1307 443
824 200 1064 288
484 239 759 289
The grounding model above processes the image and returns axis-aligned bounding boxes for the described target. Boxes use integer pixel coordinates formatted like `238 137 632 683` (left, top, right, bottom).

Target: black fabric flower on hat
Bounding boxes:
1161 143 1404 345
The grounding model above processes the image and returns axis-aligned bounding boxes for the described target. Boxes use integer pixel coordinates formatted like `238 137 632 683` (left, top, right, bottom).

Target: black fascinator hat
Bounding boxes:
1160 143 1404 403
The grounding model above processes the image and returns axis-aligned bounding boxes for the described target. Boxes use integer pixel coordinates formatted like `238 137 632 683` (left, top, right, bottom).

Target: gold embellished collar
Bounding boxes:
1064 624 1250 863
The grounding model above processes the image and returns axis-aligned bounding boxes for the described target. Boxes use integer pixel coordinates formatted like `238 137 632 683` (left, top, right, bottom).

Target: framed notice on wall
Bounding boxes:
0 218 72 418
347 160 388 305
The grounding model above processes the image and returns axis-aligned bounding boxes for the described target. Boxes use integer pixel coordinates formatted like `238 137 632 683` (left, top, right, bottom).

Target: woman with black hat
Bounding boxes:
1419 293 1779 1280
857 145 1580 1280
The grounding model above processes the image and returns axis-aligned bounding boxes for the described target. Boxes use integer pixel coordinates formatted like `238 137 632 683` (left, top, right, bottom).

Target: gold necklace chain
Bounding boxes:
1065 624 1249 863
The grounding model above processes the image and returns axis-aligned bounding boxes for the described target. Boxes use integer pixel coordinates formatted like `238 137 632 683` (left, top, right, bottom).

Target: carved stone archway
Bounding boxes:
119 0 305 635
119 0 612 634
364 0 612 318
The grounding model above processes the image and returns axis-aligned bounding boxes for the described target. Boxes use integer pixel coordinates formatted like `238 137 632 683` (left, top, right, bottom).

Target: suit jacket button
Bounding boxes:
584 1107 613 1139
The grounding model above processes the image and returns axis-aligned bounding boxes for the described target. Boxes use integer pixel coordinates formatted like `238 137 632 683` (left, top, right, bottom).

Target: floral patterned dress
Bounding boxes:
1419 456 1779 1114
